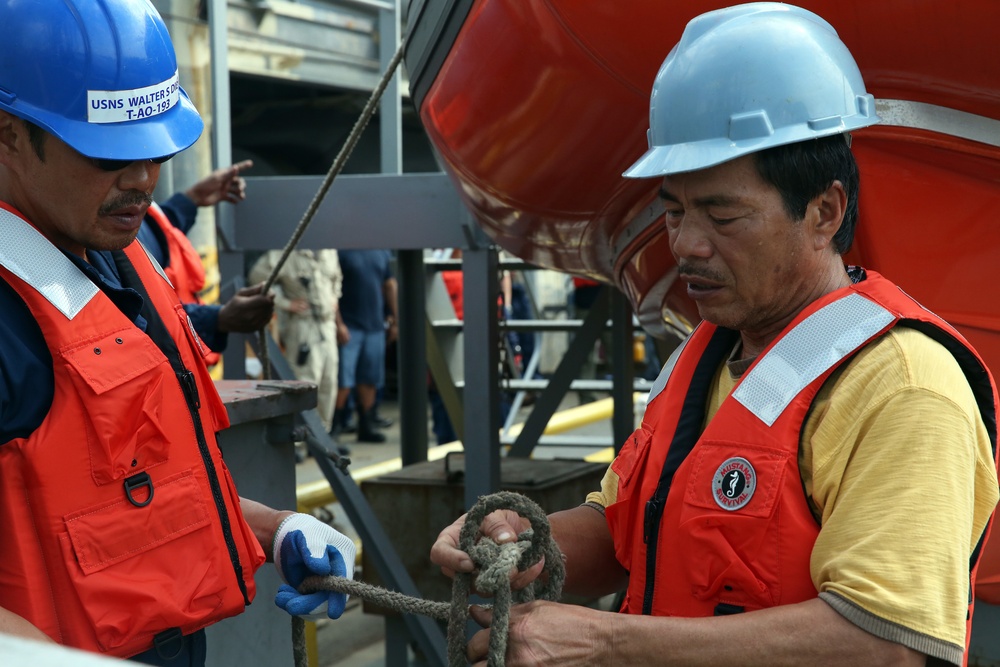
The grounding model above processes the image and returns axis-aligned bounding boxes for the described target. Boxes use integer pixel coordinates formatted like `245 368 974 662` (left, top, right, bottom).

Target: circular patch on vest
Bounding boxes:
712 457 756 511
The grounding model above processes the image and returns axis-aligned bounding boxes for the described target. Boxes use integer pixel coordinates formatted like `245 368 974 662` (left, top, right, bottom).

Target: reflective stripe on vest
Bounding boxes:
0 205 98 318
644 292 895 422
733 292 895 425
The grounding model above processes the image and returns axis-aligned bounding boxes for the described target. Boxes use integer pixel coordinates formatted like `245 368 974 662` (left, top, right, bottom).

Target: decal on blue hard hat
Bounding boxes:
88 72 181 125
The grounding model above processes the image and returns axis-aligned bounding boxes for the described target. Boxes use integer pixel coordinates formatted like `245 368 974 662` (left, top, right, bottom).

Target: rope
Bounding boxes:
258 36 408 380
296 492 565 666
292 612 308 666
448 491 565 667
250 37 406 667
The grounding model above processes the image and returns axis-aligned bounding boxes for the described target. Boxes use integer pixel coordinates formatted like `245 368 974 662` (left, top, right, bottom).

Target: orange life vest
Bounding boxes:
605 271 997 649
145 202 221 367
146 201 206 305
0 204 264 658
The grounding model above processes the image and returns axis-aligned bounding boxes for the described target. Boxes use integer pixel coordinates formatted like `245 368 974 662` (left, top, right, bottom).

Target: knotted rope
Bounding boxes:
296 491 565 666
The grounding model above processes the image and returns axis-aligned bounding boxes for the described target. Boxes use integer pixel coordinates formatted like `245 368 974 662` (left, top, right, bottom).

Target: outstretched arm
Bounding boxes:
184 159 254 207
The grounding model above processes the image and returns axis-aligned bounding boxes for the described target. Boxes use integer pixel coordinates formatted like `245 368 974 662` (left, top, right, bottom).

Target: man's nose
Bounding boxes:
118 159 160 193
668 216 712 260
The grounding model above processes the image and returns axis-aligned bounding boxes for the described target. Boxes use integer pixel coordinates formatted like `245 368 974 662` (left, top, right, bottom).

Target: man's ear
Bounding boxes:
809 180 847 251
0 111 25 167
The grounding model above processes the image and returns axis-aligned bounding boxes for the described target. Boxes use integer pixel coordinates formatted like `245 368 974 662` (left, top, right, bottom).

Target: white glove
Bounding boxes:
272 513 357 619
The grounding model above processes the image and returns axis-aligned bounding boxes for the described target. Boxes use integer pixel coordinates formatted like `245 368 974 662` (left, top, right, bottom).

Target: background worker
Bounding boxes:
431 5 999 666
569 275 613 404
141 159 273 362
332 249 398 443
249 249 343 441
0 1 355 664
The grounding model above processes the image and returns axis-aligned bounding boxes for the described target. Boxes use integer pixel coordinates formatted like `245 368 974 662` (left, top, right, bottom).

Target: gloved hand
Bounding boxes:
272 513 357 620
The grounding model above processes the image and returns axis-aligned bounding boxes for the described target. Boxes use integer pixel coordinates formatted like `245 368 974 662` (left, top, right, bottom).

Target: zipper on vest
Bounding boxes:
642 492 667 614
176 368 251 605
638 326 741 616
179 370 201 409
110 248 252 606
643 496 664 544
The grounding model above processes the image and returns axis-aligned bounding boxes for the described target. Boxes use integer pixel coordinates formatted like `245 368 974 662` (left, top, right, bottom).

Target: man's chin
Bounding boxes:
696 305 742 332
95 230 140 252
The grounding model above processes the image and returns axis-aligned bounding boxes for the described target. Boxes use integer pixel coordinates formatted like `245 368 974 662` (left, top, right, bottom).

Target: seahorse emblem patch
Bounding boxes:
712 457 756 511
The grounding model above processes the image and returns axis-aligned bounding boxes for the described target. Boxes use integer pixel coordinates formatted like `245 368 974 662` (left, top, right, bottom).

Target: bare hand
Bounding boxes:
217 283 275 333
336 322 351 346
185 159 254 207
468 601 605 667
430 510 544 591
386 321 398 345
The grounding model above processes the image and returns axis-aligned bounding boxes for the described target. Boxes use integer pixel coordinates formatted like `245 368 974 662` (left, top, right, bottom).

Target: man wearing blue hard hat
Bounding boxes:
0 0 356 664
431 4 999 665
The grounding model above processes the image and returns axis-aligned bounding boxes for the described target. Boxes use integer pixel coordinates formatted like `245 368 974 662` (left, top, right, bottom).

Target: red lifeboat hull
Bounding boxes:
412 0 1000 376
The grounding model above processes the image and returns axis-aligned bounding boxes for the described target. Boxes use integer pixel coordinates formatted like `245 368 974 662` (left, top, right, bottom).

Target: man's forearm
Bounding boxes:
0 607 52 644
383 278 398 320
549 504 628 598
239 497 295 562
604 597 924 667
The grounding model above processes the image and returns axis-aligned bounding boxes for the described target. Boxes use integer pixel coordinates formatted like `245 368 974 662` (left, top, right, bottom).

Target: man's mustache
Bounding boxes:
99 191 152 215
677 263 726 284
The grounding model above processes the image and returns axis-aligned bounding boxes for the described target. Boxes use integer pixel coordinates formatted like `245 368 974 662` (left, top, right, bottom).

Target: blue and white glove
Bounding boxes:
273 513 357 620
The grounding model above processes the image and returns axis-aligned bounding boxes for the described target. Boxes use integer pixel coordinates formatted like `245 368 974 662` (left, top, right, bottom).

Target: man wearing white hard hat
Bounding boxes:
0 1 356 663
431 4 999 665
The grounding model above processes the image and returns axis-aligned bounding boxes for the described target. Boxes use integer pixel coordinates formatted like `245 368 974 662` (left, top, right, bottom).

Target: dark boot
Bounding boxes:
342 414 358 434
357 407 387 443
330 407 349 439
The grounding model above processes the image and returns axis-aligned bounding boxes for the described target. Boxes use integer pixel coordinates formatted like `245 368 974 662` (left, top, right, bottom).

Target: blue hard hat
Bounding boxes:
625 3 879 178
0 0 203 161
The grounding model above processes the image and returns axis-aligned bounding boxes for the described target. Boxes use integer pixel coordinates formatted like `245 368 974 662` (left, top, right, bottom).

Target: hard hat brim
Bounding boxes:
623 116 879 179
22 88 204 162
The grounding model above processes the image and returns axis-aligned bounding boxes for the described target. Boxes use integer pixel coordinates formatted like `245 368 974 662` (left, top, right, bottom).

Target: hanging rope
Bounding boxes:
297 492 565 667
244 36 407 666
257 36 408 380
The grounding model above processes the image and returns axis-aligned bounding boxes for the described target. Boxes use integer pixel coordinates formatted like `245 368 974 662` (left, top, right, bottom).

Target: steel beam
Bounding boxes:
235 173 475 251
398 251 429 466
461 245 501 508
507 288 611 459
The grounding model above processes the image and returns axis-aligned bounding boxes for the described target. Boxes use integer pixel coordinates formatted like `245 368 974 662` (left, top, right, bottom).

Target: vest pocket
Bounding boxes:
60 329 172 485
677 441 792 609
60 469 226 652
605 427 653 568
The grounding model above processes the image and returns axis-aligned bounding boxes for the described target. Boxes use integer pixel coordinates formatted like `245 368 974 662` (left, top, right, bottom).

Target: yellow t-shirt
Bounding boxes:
587 327 998 664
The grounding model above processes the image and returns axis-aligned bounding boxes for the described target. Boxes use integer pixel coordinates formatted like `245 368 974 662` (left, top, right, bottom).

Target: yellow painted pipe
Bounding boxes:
296 393 641 513
295 442 464 513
